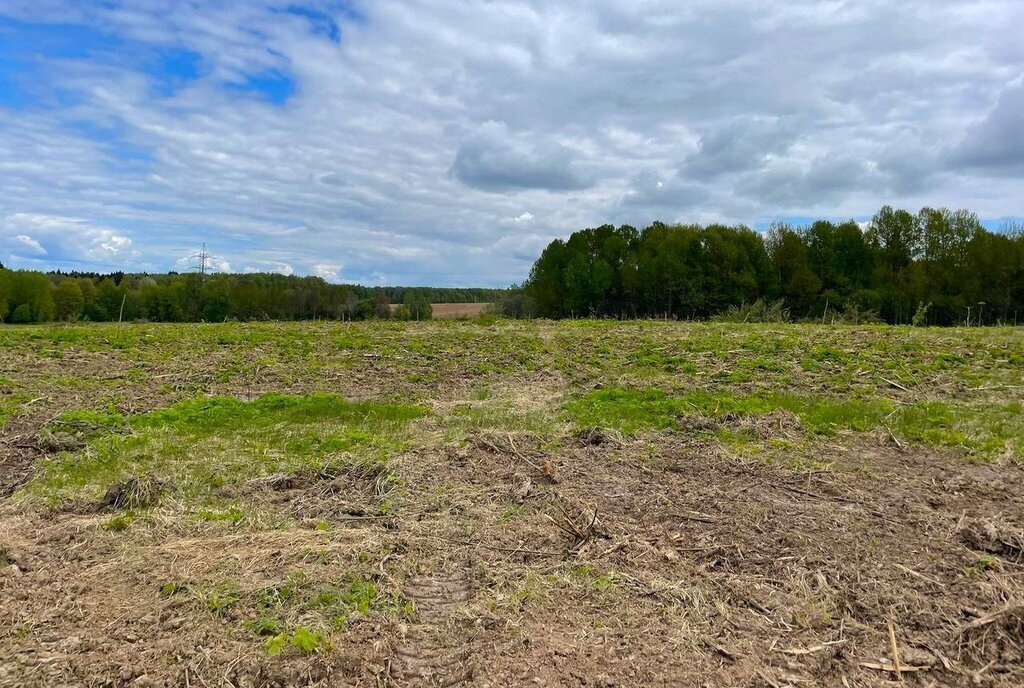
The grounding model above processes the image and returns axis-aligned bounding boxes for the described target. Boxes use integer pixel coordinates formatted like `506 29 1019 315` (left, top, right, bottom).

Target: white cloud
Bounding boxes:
314 263 342 282
503 211 535 224
15 235 47 255
2 213 137 267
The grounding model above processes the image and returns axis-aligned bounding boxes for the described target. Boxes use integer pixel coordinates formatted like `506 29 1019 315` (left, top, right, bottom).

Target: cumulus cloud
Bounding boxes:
314 263 342 282
0 0 1022 283
2 214 137 266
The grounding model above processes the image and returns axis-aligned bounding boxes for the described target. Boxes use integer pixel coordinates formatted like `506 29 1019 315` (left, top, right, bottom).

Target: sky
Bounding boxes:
0 0 1022 286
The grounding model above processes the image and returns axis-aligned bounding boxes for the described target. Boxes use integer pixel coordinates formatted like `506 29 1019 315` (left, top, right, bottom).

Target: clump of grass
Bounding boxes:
101 476 164 510
566 564 618 592
239 572 407 655
245 616 285 637
259 572 306 606
712 299 790 323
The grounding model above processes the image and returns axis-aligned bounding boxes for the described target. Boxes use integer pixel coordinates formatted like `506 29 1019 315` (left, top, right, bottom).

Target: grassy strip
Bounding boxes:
564 387 1023 459
20 392 428 506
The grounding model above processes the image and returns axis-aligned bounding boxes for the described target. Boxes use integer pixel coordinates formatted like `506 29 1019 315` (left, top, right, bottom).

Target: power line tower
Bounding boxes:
189 243 218 277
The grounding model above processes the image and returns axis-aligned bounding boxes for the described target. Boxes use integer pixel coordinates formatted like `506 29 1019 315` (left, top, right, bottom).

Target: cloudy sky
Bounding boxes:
1 0 1022 285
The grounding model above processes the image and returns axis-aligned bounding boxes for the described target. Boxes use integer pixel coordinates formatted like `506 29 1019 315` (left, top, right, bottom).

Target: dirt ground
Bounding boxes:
1 321 1022 687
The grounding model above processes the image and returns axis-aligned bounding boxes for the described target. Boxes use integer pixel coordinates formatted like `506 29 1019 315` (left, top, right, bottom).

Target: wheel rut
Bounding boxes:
391 569 476 686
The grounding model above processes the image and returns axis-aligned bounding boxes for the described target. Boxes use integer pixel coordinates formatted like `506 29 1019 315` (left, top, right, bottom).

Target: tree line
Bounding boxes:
0 268 508 323
521 206 1024 325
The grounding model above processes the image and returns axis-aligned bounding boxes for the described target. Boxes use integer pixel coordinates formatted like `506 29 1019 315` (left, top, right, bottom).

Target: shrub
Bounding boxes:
713 299 790 323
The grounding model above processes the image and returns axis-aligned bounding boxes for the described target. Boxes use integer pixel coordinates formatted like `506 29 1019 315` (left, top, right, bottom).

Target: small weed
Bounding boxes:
245 616 285 637
197 581 243 616
258 571 307 608
965 555 1002 575
161 581 189 597
566 564 618 592
499 503 523 523
265 626 330 655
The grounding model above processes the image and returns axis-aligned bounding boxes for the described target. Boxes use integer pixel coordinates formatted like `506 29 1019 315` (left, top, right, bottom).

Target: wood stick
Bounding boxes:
887 618 903 683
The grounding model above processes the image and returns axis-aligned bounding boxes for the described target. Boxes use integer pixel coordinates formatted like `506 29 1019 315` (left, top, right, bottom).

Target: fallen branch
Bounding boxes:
893 563 942 586
781 639 848 655
859 661 928 674
704 638 739 663
674 511 716 524
956 604 1024 634
887 619 903 683
881 377 911 393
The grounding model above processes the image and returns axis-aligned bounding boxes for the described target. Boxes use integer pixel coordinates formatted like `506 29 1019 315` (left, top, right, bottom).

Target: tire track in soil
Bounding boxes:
391 570 475 686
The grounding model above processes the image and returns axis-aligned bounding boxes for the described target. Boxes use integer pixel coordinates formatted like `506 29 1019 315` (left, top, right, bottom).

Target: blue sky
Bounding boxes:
1 1 1022 285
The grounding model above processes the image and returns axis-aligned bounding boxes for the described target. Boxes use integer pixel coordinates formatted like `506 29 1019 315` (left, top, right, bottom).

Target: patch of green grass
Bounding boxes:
195 505 245 524
0 396 24 428
134 392 425 435
265 626 330 656
564 386 1023 460
563 388 686 434
894 400 1024 458
101 512 134 532
245 616 285 637
244 572 407 652
19 392 428 507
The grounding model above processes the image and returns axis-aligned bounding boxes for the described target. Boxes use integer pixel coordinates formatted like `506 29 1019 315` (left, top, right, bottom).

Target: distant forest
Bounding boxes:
4 205 1023 326
522 206 1024 326
0 268 508 323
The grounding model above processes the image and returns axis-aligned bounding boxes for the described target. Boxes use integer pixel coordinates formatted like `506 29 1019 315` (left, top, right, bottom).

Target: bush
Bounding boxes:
10 303 33 323
829 305 883 325
712 299 790 323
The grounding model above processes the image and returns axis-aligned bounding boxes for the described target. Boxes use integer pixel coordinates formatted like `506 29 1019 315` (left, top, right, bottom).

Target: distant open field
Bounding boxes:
388 302 492 319
1 321 1022 687
429 302 491 319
